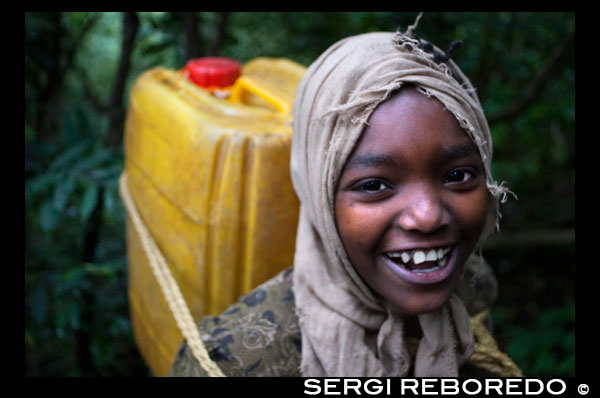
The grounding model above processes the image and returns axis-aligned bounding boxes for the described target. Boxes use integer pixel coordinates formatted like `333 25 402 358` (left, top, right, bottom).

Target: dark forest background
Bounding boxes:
25 12 575 377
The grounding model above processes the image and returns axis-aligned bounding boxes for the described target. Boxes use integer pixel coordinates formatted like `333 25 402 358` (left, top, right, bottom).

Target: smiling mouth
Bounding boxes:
385 246 453 273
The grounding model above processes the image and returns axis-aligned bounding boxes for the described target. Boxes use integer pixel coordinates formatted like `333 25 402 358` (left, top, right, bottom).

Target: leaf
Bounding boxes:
39 199 59 232
140 39 173 56
83 262 115 279
80 183 99 222
104 185 114 211
72 148 113 175
26 172 58 201
55 267 87 297
47 141 90 173
52 173 77 212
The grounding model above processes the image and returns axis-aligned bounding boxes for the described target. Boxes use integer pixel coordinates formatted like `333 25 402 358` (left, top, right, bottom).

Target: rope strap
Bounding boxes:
119 172 225 377
469 309 523 376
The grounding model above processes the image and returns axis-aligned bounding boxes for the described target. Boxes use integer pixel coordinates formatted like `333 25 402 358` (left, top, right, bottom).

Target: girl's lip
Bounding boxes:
379 245 457 285
379 242 456 253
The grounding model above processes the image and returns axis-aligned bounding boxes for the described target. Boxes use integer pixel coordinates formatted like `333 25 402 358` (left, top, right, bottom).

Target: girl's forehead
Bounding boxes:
354 87 473 155
368 86 453 127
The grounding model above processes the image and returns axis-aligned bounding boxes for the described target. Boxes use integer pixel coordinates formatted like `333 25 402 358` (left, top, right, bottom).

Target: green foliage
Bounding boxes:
492 301 575 377
25 139 123 231
25 12 574 376
24 132 134 375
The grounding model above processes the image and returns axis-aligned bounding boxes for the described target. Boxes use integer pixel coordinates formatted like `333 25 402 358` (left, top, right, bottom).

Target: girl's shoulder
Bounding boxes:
169 260 518 377
169 267 302 377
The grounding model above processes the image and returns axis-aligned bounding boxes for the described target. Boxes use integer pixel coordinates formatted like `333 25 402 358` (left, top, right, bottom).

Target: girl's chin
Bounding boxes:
385 289 456 316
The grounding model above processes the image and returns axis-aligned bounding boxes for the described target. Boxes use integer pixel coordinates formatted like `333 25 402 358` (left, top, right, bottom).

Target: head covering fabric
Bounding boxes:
290 25 510 377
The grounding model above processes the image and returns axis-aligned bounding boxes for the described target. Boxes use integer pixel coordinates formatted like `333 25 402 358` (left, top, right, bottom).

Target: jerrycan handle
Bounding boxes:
229 75 292 115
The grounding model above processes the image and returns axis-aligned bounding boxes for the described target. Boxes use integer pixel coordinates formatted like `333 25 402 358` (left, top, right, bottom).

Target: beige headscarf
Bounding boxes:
290 21 511 377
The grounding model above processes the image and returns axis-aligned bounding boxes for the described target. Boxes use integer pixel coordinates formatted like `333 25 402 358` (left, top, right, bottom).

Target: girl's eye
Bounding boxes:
444 168 477 185
356 180 388 193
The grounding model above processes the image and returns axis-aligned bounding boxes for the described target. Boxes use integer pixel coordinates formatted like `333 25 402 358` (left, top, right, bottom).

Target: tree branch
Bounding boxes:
206 12 230 56
180 12 202 59
488 29 574 125
471 12 496 101
33 12 63 139
483 228 575 250
106 12 139 148
34 13 101 139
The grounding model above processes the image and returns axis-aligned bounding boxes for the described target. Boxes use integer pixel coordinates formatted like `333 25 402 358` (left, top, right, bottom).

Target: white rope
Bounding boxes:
119 171 225 377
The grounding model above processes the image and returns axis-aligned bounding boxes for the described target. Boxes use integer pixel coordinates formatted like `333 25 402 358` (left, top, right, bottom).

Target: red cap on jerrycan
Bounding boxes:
184 57 241 88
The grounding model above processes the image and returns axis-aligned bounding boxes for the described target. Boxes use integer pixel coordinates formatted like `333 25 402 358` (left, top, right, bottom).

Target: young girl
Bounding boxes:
169 20 519 377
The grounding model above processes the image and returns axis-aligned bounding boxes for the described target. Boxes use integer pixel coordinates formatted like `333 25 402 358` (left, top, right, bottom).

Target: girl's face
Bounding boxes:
335 87 489 316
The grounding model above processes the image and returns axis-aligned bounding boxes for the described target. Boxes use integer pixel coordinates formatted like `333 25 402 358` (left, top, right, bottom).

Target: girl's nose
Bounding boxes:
396 185 449 234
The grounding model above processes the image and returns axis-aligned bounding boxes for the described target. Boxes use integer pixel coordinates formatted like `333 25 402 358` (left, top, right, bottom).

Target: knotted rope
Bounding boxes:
469 309 523 376
119 171 225 377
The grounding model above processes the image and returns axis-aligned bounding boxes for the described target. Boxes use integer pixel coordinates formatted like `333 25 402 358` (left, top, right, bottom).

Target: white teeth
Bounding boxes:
413 251 426 264
387 246 452 265
425 250 437 261
401 252 411 263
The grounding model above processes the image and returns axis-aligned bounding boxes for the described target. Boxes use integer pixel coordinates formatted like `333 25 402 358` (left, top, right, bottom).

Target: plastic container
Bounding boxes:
123 57 306 376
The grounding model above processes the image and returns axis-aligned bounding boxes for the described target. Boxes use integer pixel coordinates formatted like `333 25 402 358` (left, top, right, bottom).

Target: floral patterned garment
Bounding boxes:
169 259 500 377
169 267 302 377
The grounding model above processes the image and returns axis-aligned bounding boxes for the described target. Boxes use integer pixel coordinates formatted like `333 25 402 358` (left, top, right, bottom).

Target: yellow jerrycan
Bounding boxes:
121 57 306 376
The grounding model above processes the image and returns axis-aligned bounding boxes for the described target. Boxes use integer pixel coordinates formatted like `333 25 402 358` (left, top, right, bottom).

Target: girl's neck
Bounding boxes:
404 315 423 338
